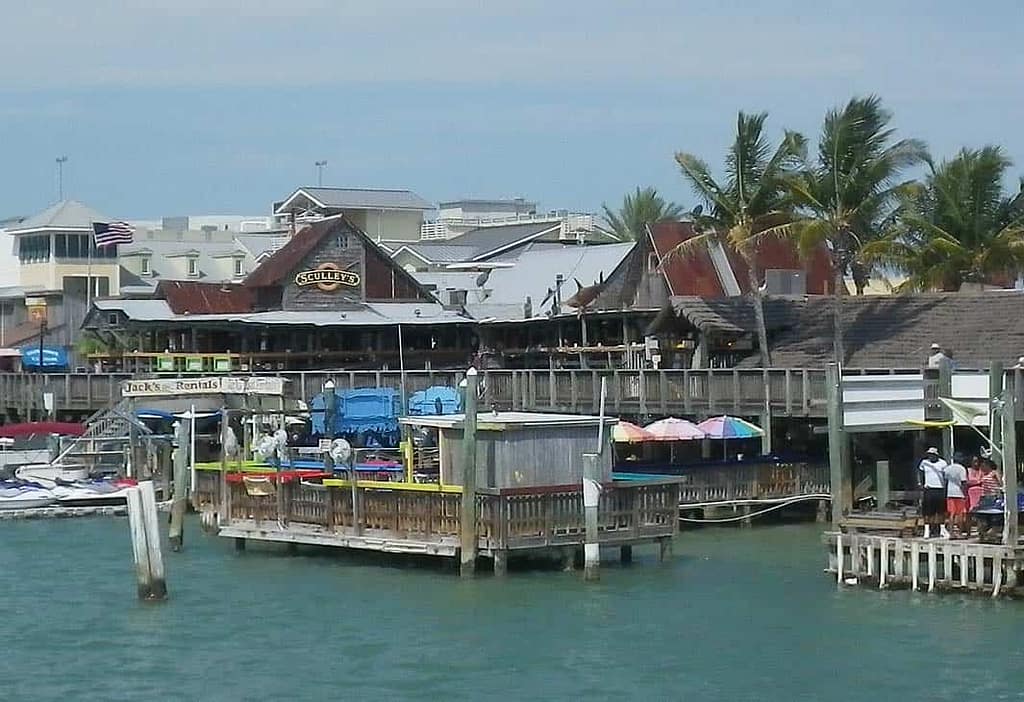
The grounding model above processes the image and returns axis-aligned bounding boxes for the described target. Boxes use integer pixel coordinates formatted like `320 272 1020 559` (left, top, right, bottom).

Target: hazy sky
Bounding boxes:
1 0 1021 220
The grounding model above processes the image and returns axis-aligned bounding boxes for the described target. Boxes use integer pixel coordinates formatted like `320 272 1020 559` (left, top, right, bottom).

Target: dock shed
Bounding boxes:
401 411 614 488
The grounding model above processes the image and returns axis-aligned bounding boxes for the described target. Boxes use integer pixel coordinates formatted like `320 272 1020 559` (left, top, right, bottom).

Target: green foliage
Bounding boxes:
601 187 683 241
863 146 1024 291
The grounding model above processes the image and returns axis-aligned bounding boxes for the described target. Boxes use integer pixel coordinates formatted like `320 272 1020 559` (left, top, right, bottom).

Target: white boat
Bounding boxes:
52 483 131 507
0 488 57 510
15 464 89 484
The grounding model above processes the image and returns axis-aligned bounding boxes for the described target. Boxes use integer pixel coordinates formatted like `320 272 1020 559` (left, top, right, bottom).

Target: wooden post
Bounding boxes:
127 482 167 601
826 363 850 526
990 362 1004 462
460 368 478 577
219 407 229 527
876 460 890 509
1002 381 1018 546
939 360 954 459
493 550 508 576
582 452 600 581
169 417 188 551
620 545 632 564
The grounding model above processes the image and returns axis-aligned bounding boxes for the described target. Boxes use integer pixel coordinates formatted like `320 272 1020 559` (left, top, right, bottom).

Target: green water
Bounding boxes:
3 519 1024 701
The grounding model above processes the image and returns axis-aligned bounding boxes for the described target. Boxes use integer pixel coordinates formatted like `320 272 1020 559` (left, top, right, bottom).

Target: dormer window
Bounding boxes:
141 256 151 276
187 257 199 277
233 257 244 278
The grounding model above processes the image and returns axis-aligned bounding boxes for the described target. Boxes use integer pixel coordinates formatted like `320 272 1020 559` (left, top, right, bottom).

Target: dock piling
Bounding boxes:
582 452 600 581
127 482 167 601
169 418 188 551
460 368 478 578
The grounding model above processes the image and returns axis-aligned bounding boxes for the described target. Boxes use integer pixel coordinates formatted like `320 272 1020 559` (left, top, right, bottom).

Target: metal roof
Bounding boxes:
448 222 561 260
8 200 111 233
93 299 469 327
276 187 433 213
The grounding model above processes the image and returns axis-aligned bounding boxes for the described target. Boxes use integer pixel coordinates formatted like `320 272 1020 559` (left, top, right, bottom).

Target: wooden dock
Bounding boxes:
0 501 171 521
824 532 1024 597
194 471 680 570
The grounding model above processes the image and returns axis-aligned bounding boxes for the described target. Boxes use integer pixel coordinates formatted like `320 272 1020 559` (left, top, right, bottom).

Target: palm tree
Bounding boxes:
601 187 683 241
785 96 928 364
669 111 806 367
862 147 1024 291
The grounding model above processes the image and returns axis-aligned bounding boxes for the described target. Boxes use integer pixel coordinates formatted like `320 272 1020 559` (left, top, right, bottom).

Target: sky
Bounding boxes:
1 0 1022 220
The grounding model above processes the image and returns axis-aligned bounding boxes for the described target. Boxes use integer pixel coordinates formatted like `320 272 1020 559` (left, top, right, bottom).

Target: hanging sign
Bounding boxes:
294 262 360 292
121 376 285 398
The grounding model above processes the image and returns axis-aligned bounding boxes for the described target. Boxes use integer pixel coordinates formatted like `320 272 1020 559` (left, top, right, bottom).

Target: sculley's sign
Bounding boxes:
294 263 361 292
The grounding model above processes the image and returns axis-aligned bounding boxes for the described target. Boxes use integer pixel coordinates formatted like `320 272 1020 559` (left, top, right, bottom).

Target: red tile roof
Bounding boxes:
157 281 255 315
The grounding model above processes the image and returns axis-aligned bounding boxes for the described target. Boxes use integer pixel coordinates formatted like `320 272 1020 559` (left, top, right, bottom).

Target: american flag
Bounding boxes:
92 221 134 247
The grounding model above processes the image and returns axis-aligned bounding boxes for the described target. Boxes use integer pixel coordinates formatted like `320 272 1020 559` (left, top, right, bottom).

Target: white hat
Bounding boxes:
930 343 941 350
926 446 939 455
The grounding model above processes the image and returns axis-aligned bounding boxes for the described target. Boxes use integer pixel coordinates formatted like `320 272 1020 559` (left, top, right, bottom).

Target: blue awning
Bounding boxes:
20 346 69 369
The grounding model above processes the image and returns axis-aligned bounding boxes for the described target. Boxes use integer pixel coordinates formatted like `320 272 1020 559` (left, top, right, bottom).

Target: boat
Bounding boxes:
0 486 57 510
16 464 90 483
51 479 136 507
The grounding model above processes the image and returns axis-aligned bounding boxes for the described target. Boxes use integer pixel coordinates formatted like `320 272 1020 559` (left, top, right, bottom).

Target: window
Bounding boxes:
337 234 349 248
107 312 119 326
187 257 199 277
67 234 81 259
233 257 244 278
18 235 52 263
141 256 151 276
55 234 67 258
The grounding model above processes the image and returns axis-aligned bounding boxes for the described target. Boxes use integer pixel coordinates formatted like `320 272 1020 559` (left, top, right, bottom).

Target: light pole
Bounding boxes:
323 378 336 471
315 160 327 186
55 156 68 201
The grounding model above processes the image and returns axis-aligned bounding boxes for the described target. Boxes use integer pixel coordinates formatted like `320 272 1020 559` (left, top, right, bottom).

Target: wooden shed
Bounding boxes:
400 411 615 489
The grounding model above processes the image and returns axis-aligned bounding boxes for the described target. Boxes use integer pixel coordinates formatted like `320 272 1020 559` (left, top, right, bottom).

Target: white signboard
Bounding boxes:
950 372 990 426
842 373 925 430
121 376 285 398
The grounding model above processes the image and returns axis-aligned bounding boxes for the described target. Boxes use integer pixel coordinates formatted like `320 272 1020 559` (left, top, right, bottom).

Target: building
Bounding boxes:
83 215 475 371
272 186 433 245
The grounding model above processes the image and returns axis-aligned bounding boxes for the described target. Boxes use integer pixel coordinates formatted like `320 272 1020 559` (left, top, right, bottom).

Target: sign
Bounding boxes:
156 356 175 372
318 438 332 453
294 262 361 292
20 346 69 369
121 376 285 398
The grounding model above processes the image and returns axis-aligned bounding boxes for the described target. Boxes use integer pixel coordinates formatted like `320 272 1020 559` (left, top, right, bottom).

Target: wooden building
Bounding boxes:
82 215 477 372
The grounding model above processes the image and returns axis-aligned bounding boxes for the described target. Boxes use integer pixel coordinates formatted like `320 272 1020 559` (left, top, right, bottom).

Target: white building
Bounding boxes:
272 186 433 245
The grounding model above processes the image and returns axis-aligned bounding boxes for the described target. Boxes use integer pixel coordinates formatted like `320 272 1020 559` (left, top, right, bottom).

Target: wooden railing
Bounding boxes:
672 462 830 505
11 366 1019 421
207 474 680 553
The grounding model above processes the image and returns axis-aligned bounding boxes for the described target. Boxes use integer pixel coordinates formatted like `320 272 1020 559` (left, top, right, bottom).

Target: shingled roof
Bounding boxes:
668 292 1024 368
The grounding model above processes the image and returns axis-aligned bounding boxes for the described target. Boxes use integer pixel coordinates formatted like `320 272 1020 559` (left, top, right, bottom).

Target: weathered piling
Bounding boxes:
126 482 167 601
582 452 601 581
168 419 189 551
460 368 478 578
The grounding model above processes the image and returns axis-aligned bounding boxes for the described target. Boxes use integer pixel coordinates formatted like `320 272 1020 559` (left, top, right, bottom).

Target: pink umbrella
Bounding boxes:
643 417 705 441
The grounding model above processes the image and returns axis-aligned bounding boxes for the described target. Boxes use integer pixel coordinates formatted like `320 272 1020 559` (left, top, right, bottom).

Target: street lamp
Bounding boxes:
323 378 337 470
55 156 68 201
315 160 327 187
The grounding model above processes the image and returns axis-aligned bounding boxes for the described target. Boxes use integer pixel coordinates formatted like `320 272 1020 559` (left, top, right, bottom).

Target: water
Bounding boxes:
3 519 1024 702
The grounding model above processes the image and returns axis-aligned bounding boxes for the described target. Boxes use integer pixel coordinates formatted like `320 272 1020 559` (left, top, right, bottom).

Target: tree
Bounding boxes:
601 187 683 241
785 96 928 364
862 147 1024 292
669 111 806 367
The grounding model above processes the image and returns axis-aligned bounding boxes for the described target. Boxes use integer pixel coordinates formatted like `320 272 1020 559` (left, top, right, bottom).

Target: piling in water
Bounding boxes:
127 482 167 601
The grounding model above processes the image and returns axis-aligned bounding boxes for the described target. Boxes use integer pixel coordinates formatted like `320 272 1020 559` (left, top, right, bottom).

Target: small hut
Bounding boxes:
400 411 614 489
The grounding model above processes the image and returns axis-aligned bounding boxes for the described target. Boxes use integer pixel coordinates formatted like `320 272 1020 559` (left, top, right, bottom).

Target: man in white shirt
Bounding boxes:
918 446 948 538
926 344 949 369
944 452 968 538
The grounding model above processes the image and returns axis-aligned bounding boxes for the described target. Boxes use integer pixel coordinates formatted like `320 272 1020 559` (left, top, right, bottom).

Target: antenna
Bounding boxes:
315 160 328 187
55 155 68 201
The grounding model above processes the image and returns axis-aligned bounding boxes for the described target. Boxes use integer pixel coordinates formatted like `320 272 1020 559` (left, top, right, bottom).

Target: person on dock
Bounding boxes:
918 446 948 538
926 344 949 369
944 452 968 538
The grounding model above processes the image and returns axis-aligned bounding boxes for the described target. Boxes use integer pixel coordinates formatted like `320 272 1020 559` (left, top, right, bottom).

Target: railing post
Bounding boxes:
659 370 668 415
784 369 793 415
638 369 647 415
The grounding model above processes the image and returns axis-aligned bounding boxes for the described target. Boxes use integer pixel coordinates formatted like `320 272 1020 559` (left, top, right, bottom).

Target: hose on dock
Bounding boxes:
678 494 832 524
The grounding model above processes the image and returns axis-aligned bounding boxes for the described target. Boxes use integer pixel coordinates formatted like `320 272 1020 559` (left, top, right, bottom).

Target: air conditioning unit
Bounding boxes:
764 269 806 295
438 289 467 309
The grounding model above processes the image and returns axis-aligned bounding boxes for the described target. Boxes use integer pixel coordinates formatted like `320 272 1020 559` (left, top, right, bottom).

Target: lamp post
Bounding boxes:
315 160 327 187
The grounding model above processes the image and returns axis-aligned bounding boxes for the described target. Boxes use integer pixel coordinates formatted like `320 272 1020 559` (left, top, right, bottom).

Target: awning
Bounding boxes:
0 422 85 438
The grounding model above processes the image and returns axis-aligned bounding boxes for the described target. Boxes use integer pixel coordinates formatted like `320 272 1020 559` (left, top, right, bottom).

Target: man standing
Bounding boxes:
944 452 968 538
918 446 948 538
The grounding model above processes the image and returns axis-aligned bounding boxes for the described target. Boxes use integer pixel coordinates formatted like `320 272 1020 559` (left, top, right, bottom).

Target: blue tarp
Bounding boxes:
20 346 69 369
310 387 402 447
408 386 461 416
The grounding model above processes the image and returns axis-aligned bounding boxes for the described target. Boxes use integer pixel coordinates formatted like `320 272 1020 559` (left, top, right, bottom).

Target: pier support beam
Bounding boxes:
620 545 633 565
127 482 167 601
234 537 246 551
658 536 673 562
169 417 189 552
493 551 508 577
460 368 479 578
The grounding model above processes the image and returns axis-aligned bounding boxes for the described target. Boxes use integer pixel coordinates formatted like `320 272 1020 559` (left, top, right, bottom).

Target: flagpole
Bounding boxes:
86 232 93 312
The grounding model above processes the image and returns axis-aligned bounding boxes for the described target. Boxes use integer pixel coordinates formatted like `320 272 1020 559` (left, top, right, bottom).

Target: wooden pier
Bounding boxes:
194 470 680 570
825 532 1024 597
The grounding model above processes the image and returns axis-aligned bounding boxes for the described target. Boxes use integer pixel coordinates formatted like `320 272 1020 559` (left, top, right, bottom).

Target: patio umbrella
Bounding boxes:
612 421 656 443
696 415 764 459
643 417 705 441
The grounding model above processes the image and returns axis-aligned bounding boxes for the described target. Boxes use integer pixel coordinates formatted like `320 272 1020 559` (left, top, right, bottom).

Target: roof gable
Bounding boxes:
275 187 433 214
9 200 110 233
